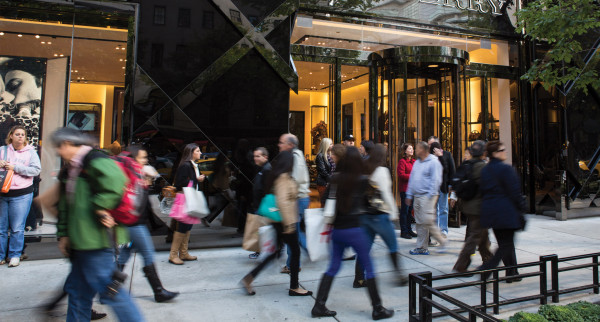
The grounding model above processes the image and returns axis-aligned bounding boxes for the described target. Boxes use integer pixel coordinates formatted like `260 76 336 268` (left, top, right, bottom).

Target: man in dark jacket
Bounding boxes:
248 147 271 259
428 136 456 238
452 141 492 272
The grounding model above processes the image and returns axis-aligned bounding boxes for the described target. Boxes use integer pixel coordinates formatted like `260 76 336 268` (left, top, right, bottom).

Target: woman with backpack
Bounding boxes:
354 144 407 289
311 147 394 320
478 141 524 282
117 145 179 302
397 143 416 239
0 125 41 267
240 150 312 297
169 143 205 265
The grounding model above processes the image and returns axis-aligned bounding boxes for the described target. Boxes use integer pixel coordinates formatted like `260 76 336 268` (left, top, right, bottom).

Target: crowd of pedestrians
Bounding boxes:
0 123 527 321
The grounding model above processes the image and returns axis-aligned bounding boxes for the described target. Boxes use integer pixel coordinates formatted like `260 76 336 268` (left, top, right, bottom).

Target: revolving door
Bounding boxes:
370 46 469 171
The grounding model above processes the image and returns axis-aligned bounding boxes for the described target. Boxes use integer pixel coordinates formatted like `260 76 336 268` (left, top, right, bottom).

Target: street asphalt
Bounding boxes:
1 215 599 321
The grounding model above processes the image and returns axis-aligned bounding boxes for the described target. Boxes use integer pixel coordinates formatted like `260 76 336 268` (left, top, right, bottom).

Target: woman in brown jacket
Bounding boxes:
240 150 312 297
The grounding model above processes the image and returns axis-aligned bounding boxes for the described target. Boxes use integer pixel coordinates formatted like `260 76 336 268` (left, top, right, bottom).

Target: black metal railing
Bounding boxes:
409 252 600 321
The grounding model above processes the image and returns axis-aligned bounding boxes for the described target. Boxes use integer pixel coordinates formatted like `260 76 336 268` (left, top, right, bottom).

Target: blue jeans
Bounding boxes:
65 249 144 322
286 197 309 267
437 192 449 234
399 192 413 234
359 214 398 253
326 227 375 279
118 225 155 267
0 192 33 259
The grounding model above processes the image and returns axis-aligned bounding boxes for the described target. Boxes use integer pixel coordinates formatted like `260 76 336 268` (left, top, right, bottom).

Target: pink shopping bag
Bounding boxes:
169 193 201 225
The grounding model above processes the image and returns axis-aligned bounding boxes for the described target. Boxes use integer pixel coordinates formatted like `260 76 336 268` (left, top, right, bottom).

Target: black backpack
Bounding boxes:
451 160 482 201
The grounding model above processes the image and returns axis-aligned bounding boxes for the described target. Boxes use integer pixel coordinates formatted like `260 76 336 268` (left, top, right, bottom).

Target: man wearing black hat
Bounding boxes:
452 140 492 272
343 135 355 147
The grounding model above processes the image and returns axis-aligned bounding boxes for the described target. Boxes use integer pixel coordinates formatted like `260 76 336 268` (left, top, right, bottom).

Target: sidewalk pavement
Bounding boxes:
1 215 599 322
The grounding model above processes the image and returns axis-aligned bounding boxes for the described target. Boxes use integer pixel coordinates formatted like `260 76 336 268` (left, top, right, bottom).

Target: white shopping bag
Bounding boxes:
258 225 277 260
183 186 209 218
305 208 332 262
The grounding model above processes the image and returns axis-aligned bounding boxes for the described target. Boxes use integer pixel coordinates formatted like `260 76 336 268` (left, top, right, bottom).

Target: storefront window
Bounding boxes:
340 64 369 144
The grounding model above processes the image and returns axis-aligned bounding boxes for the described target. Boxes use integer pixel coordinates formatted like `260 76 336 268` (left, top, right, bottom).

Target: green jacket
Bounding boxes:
56 152 129 250
460 159 486 216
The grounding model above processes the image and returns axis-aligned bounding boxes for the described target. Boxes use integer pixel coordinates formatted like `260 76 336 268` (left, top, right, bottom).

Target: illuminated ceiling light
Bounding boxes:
0 32 4 36
309 72 312 75
53 54 58 57
74 70 78 73
35 35 40 38
122 66 125 69
41 41 45 44
115 45 120 50
321 66 324 69
59 54 64 57
121 47 125 50
47 41 52 44
119 58 123 62
17 34 22 37
428 64 439 68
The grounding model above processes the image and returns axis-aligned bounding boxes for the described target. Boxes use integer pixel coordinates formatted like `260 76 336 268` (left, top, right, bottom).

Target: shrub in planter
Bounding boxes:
566 301 600 322
508 311 549 322
538 304 584 322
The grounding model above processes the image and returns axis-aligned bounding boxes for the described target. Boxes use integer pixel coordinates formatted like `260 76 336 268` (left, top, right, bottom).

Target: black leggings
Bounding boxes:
480 228 518 278
248 223 300 289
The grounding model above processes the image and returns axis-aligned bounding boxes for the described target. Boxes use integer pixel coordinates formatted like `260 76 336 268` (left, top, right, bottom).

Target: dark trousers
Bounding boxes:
249 223 300 289
453 215 492 272
399 192 413 233
479 228 519 278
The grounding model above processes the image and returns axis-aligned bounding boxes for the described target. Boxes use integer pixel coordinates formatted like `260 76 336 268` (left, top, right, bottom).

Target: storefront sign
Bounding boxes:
419 0 505 16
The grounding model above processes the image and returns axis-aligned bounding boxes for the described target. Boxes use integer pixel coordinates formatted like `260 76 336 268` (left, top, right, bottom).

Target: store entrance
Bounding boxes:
371 47 468 181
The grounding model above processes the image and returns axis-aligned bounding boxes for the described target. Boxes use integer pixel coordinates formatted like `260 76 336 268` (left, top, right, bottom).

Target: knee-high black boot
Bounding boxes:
366 278 394 320
389 252 408 286
353 260 366 288
143 264 179 302
311 274 337 317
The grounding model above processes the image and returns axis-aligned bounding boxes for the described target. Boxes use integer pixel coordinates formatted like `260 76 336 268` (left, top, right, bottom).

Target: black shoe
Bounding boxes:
400 232 412 239
409 231 418 237
353 279 366 288
91 309 107 320
343 255 356 261
505 276 523 283
289 289 313 296
372 304 394 320
143 264 179 302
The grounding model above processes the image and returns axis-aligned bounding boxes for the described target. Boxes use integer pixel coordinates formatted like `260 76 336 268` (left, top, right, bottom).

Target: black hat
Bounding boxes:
343 134 355 141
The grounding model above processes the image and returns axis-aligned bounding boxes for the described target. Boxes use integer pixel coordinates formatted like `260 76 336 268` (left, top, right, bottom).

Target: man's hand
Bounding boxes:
405 198 412 206
433 148 443 157
96 210 116 228
197 174 206 182
58 237 70 257
449 199 456 208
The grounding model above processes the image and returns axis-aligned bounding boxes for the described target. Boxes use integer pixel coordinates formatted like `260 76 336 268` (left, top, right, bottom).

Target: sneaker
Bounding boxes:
281 266 290 274
409 248 430 255
8 257 20 267
429 240 440 247
441 231 448 238
248 252 260 259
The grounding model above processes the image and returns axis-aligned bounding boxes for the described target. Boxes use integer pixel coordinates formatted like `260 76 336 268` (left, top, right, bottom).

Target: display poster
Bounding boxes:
0 56 46 146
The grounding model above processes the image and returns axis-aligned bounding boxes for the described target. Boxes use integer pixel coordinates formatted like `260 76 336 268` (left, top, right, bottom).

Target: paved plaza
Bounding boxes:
1 215 599 321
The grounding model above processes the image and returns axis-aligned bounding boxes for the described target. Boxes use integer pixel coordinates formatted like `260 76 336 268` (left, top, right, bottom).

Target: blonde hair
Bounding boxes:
317 138 333 165
5 125 29 146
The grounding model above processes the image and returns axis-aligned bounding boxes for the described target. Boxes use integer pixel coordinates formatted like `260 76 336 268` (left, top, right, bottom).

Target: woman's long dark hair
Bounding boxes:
264 150 294 193
333 147 364 214
365 144 386 175
178 143 199 168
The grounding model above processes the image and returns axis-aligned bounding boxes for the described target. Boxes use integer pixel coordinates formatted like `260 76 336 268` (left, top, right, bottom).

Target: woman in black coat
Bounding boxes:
315 138 333 206
478 141 524 282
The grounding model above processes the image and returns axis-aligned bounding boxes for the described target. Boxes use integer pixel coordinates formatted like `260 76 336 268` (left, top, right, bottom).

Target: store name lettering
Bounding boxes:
419 0 505 16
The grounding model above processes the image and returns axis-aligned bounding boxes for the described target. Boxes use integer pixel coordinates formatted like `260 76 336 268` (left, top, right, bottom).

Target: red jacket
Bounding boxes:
397 158 415 192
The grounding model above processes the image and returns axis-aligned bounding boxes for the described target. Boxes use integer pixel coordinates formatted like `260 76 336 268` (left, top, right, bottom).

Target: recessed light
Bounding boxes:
75 70 78 73
53 54 58 57
428 64 439 68
0 32 4 36
309 72 312 75
59 54 64 57
119 59 123 62
47 41 52 44
35 35 40 38
115 46 120 50
122 66 125 69
121 47 125 50
17 34 22 37
41 41 45 44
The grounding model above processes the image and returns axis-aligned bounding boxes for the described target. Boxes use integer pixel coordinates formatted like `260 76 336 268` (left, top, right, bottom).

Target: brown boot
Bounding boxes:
179 231 197 261
169 232 185 265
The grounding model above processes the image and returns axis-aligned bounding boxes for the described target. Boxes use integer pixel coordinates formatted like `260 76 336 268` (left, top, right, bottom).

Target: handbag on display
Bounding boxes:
0 146 14 193
257 193 282 222
182 181 209 218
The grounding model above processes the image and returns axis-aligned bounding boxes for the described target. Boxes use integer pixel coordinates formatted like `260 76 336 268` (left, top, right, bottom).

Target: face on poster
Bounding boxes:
0 56 45 146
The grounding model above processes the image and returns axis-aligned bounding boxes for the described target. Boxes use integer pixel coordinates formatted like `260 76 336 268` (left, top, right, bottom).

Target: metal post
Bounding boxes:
481 271 489 314
492 270 499 315
409 274 417 321
424 272 433 322
540 256 548 305
551 255 559 303
593 255 599 294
